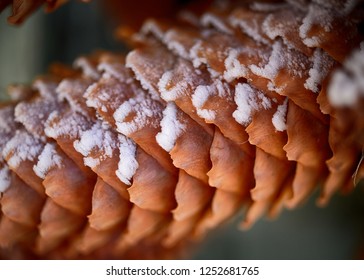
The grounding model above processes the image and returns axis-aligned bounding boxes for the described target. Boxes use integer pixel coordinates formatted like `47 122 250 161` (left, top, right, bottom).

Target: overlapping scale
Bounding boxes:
0 0 363 259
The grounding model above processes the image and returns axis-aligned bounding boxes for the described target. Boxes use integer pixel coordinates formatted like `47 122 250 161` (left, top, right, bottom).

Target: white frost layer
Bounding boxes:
299 4 332 47
2 130 43 168
156 102 186 152
84 83 101 110
0 165 11 193
98 62 128 83
74 122 115 168
193 84 216 121
114 93 161 136
116 135 138 185
140 19 165 40
250 2 288 12
163 29 191 60
312 0 357 15
304 48 334 93
224 49 248 82
131 66 163 102
233 83 272 126
14 97 57 141
45 111 89 139
83 157 100 168
262 13 297 50
114 101 134 134
84 75 125 113
125 49 167 102
250 41 284 80
250 40 307 93
272 98 288 132
328 43 364 106
57 79 90 117
201 13 233 34
192 80 230 121
33 143 63 179
33 79 57 99
228 12 270 44
158 70 181 101
74 57 100 80
190 41 208 69
159 60 207 102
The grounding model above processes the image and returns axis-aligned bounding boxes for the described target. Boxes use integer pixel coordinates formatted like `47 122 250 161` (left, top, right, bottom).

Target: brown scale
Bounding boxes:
0 215 37 248
229 5 273 44
260 5 313 56
85 62 177 176
1 101 46 195
12 79 96 217
166 106 213 184
172 170 213 222
73 223 122 257
242 148 293 228
45 109 99 180
148 14 282 105
284 101 331 207
1 172 43 228
4 79 94 256
36 199 85 255
40 65 132 256
208 128 254 194
73 59 181 255
126 41 177 104
195 188 245 237
130 46 215 136
0 173 40 248
46 64 131 200
299 2 364 63
3 128 46 198
130 35 256 226
246 102 287 160
129 148 177 212
114 205 171 252
75 58 183 255
317 92 364 205
0 106 41 252
164 169 213 245
163 212 202 247
250 42 329 124
72 179 127 256
41 146 94 216
88 177 130 231
139 45 251 230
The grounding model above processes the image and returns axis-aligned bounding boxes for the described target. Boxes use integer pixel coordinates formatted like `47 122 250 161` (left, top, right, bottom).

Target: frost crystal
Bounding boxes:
116 135 139 185
33 143 63 179
328 44 364 106
156 102 186 152
233 83 271 125
272 98 288 131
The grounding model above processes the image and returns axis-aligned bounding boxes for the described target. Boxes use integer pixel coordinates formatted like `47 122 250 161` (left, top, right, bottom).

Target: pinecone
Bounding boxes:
0 0 364 259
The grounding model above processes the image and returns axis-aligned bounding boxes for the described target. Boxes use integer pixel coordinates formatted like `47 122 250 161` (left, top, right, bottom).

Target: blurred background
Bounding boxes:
1 0 364 260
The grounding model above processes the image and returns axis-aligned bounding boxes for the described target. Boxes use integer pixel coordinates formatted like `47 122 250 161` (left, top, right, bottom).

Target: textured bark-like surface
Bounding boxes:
0 0 364 259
